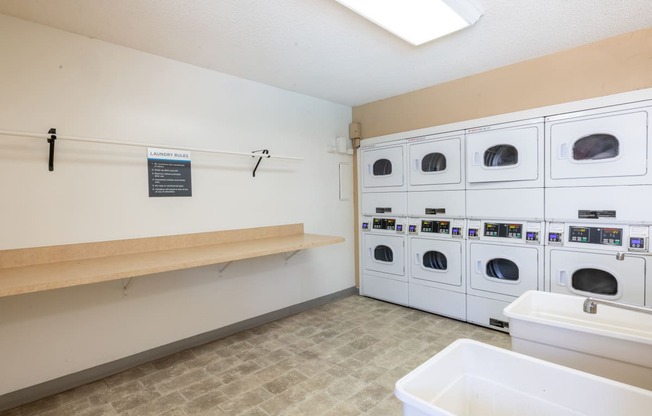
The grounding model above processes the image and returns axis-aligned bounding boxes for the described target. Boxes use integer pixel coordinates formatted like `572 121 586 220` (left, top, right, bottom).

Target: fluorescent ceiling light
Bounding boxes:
335 0 483 46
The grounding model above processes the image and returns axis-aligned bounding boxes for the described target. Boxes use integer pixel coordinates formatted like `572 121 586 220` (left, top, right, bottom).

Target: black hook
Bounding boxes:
252 149 270 177
47 128 56 172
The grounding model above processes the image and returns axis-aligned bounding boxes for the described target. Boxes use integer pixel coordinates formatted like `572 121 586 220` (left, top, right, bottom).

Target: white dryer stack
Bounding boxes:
406 131 467 320
359 141 408 305
544 101 652 307
465 119 545 332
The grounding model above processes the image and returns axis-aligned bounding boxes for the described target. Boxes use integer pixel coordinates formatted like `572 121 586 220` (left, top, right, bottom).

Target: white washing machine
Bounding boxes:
466 219 545 332
360 141 406 193
545 100 652 187
407 217 466 320
547 222 652 307
407 130 464 192
360 216 408 305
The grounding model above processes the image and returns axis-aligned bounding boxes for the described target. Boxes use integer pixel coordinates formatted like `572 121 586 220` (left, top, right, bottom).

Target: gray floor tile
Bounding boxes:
1 295 510 416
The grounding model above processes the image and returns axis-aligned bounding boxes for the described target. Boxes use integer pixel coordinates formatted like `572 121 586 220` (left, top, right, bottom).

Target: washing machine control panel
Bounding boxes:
628 226 649 251
468 220 541 242
483 223 522 239
548 232 563 244
421 220 450 234
568 226 622 246
362 217 406 234
547 223 564 245
629 237 647 251
408 219 464 237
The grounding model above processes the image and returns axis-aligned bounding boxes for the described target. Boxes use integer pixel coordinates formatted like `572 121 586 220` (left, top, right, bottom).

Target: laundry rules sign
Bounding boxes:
147 148 192 197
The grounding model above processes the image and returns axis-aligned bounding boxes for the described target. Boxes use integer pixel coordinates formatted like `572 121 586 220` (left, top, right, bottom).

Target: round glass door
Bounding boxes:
423 251 447 270
486 258 519 281
421 152 447 172
374 245 393 263
373 159 392 176
572 268 617 295
484 145 518 167
573 134 619 161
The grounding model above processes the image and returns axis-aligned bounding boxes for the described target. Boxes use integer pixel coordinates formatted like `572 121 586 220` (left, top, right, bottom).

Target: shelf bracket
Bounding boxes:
284 250 300 263
47 128 56 172
252 149 270 177
217 261 232 276
121 277 135 295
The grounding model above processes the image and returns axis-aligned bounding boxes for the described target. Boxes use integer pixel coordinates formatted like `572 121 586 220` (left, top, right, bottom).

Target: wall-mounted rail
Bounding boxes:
0 128 302 176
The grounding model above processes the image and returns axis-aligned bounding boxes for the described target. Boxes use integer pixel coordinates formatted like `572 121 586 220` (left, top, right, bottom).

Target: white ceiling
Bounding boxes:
1 0 651 107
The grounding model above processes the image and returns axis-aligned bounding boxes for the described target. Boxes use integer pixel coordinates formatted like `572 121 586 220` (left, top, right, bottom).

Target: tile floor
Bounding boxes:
2 295 510 416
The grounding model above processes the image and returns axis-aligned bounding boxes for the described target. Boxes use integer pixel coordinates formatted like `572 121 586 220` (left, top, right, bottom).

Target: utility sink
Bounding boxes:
395 339 652 416
504 290 652 389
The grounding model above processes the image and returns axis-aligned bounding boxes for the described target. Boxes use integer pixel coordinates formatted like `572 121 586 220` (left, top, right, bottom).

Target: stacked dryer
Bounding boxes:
359 141 408 305
406 131 467 320
465 119 546 332
544 101 652 307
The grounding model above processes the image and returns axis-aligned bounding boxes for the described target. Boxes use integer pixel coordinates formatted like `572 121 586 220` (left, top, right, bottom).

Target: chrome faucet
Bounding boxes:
583 297 652 315
615 251 652 260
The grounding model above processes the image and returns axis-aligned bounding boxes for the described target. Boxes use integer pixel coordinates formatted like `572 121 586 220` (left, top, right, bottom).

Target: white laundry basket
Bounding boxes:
394 339 652 416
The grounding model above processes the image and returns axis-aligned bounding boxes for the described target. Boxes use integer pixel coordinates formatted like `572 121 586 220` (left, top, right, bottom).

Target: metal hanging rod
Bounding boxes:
0 128 303 173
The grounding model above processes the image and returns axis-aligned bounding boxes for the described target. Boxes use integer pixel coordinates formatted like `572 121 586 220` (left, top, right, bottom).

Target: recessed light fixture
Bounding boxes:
335 0 483 46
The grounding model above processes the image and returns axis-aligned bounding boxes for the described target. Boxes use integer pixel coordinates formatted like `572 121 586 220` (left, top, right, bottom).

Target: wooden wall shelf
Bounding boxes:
0 224 344 298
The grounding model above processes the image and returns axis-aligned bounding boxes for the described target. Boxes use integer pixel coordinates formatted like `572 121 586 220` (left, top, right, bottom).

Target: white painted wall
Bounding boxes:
0 15 354 395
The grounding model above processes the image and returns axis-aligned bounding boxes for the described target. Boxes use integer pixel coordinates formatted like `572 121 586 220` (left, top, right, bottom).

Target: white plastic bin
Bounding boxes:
395 339 652 416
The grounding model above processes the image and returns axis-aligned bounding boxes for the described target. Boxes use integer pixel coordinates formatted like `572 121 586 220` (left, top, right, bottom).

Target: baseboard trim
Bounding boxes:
0 287 359 412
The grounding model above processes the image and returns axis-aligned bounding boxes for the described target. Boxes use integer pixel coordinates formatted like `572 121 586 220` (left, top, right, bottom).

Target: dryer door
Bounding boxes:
410 238 463 287
468 243 540 297
361 145 405 191
548 249 645 305
548 109 648 181
408 137 462 189
467 124 541 184
362 234 405 278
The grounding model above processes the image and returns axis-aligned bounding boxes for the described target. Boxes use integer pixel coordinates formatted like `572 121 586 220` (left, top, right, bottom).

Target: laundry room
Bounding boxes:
1 1 652 415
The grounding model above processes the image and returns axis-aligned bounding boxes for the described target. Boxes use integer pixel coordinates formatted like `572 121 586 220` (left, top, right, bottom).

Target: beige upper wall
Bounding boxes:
353 28 652 139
